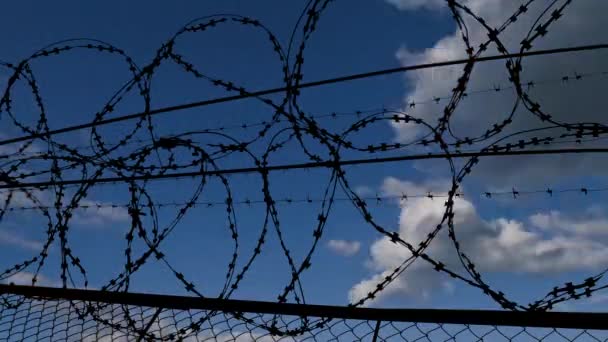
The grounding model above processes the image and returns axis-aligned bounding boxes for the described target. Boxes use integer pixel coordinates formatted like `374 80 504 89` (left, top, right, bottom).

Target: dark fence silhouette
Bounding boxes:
1 1 608 340
1 284 607 341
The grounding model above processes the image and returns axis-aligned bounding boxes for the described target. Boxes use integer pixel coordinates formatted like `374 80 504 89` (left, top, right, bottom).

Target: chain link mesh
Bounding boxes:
1 289 607 342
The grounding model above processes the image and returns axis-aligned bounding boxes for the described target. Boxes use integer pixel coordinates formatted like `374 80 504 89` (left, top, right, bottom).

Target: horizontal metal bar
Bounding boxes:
0 285 606 330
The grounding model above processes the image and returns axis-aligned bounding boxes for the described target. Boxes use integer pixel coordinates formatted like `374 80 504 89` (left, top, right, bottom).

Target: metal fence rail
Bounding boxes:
0 284 607 341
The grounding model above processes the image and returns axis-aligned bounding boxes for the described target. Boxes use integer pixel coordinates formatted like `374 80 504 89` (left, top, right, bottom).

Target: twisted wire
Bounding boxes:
0 0 607 339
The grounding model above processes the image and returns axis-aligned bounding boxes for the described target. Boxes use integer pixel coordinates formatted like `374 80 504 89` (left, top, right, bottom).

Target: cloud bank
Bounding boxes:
349 177 608 305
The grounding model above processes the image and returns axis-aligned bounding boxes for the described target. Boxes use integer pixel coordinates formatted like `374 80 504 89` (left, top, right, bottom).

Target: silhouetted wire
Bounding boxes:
0 44 605 148
1 184 605 212
1 0 608 340
0 147 607 190
3 65 607 158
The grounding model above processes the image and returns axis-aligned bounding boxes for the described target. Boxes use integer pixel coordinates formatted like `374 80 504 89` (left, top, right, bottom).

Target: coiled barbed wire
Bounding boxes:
1 0 608 339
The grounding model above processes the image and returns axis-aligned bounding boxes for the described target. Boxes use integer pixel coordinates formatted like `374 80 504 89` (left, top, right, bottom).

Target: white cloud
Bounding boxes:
0 132 41 157
349 177 608 306
357 1 608 305
0 189 129 227
70 199 129 226
354 185 374 197
327 239 361 257
3 271 57 287
530 209 608 237
0 188 47 207
0 230 42 251
554 293 608 312
386 0 444 11
84 317 284 342
389 0 608 186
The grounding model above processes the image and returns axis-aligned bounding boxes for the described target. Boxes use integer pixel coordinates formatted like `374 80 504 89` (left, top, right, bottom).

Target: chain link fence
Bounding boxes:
1 284 607 342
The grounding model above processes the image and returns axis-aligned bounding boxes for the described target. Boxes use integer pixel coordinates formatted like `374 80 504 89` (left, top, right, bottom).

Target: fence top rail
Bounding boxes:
0 284 606 330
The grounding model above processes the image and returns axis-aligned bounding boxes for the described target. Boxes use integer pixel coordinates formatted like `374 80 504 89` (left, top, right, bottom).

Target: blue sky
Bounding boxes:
0 0 608 312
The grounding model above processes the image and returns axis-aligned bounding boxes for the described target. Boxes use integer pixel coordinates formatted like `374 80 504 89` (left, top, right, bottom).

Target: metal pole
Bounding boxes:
2 285 608 330
372 320 382 342
136 307 162 342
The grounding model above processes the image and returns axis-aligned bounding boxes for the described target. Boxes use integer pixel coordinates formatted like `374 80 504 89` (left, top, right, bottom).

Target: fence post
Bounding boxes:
372 320 382 342
136 307 162 342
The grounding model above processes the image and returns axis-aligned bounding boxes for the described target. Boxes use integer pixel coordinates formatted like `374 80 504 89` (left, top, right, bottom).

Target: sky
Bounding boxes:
0 0 607 314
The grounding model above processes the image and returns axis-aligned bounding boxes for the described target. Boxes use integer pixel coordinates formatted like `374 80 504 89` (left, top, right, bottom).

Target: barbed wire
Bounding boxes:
0 184 606 213
1 0 608 340
2 66 607 159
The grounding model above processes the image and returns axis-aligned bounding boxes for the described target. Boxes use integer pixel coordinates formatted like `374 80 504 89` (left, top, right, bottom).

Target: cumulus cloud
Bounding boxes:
327 239 361 257
530 207 608 237
352 0 608 306
349 177 608 305
389 0 608 186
